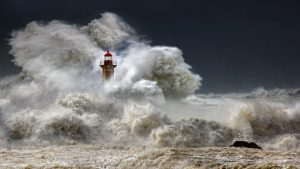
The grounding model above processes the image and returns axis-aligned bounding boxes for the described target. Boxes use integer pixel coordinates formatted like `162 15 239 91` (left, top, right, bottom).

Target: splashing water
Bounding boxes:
1 13 300 156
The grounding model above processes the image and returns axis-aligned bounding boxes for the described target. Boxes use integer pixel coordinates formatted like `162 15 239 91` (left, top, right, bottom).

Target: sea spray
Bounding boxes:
1 12 300 151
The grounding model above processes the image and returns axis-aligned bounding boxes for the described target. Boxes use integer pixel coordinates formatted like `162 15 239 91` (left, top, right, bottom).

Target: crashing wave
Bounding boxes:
1 12 300 151
242 87 300 99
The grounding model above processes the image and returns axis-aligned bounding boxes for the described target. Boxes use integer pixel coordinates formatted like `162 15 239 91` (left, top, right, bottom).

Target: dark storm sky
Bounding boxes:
0 0 300 93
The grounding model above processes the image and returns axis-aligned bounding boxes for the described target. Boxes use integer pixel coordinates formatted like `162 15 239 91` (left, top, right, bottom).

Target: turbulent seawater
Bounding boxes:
1 13 300 168
1 144 300 168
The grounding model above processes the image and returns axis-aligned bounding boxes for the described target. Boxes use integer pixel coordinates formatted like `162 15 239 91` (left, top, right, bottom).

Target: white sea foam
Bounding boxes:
1 12 300 151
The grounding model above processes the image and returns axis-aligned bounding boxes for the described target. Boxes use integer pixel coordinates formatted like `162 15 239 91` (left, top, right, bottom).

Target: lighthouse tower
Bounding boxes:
100 51 117 80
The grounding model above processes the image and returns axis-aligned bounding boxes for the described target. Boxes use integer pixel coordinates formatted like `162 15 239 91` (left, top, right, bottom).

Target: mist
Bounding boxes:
0 13 300 151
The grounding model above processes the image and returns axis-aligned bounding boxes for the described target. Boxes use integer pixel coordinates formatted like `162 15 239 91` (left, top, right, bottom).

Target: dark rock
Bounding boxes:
230 141 262 149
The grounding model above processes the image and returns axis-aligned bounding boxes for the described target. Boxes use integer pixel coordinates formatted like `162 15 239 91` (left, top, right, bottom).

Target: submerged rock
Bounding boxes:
230 141 262 149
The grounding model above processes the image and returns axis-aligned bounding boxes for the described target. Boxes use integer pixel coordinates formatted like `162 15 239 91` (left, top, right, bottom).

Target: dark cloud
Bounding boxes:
1 0 300 93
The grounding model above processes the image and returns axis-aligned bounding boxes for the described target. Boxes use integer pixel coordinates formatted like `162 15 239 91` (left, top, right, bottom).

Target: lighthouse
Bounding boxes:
100 51 117 80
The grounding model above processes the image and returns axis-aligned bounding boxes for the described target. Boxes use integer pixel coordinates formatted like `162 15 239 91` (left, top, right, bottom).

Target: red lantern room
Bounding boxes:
100 51 117 80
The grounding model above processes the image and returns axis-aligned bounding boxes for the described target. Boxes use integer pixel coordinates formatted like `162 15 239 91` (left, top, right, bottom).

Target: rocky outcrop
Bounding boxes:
230 141 262 149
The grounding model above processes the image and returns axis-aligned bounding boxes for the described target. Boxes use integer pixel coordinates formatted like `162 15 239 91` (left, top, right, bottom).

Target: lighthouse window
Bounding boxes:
105 56 112 60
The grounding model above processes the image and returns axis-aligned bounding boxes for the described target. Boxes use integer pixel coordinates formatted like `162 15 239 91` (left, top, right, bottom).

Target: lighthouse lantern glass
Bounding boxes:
105 56 112 61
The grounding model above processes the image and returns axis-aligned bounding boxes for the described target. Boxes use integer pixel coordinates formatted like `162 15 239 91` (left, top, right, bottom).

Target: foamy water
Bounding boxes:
1 12 300 168
1 144 299 168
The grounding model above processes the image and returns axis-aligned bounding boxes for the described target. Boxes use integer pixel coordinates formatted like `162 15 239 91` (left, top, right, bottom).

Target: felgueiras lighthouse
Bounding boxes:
100 51 117 80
